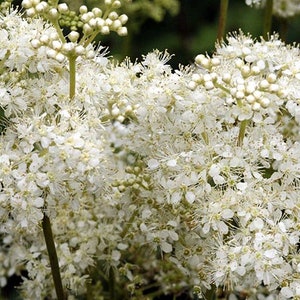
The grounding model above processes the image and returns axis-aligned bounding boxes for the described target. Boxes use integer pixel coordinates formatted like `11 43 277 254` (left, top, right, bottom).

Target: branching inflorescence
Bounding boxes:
1 0 300 299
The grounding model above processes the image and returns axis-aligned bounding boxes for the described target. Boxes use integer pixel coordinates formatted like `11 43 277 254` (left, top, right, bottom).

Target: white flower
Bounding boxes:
245 0 300 18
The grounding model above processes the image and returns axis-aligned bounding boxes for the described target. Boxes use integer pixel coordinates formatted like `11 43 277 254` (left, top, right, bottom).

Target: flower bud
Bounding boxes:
58 3 69 13
92 7 102 17
112 20 122 30
31 39 41 48
62 42 75 54
83 23 92 34
26 7 36 17
46 49 57 59
253 90 262 99
117 27 127 36
55 53 65 63
204 81 214 90
88 18 97 28
109 11 118 20
52 40 62 50
192 74 201 83
267 73 277 83
49 32 59 40
252 102 261 111
259 79 269 89
236 91 245 99
222 73 231 83
269 84 279 92
40 34 49 44
68 31 80 43
49 8 59 18
211 57 220 66
85 50 95 59
75 45 85 56
241 65 251 77
251 65 260 74
119 14 128 24
235 58 244 68
112 0 121 8
259 97 270 108
35 2 48 13
188 81 197 90
105 18 113 26
79 5 88 14
195 54 210 68
246 95 255 104
96 18 105 28
81 13 90 22
22 0 32 9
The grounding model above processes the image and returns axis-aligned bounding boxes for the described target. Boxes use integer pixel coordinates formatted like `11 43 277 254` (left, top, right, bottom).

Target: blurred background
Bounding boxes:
113 0 300 67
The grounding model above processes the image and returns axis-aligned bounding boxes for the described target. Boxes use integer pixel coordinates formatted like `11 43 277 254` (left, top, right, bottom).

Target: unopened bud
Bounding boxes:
101 26 110 35
57 3 69 13
79 5 88 14
49 8 59 18
112 0 121 8
117 26 127 36
55 53 65 63
119 14 128 24
92 7 102 17
68 31 80 42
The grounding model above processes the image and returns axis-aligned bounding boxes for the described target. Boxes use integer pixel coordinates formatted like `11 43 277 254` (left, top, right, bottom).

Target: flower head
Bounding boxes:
245 0 300 18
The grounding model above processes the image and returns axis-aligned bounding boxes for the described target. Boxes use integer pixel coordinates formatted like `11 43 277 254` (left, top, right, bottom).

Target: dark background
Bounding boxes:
103 0 300 66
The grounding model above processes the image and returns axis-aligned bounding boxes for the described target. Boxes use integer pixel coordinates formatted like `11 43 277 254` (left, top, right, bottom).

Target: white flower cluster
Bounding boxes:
245 0 263 7
189 32 300 123
2 9 300 300
245 0 300 18
21 0 128 62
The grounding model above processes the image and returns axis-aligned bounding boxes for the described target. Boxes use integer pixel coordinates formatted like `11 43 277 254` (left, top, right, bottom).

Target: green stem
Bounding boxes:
263 0 273 39
82 33 99 48
51 19 66 43
217 0 229 42
237 119 248 147
42 213 66 300
69 56 76 99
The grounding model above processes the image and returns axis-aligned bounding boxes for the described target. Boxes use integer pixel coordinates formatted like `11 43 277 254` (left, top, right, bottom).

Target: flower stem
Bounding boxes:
49 18 66 44
69 56 76 99
263 0 273 39
217 0 229 42
42 213 66 300
237 119 248 147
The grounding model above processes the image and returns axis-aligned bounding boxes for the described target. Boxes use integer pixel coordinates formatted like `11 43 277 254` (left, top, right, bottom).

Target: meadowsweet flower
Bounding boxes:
246 0 263 6
245 0 300 18
190 32 300 127
2 6 300 299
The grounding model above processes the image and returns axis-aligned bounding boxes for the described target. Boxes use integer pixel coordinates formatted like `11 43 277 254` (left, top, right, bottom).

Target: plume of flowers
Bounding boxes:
1 2 300 300
246 0 300 18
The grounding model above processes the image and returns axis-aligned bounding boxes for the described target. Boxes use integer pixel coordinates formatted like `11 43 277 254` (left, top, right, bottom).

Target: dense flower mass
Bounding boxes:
1 6 300 300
